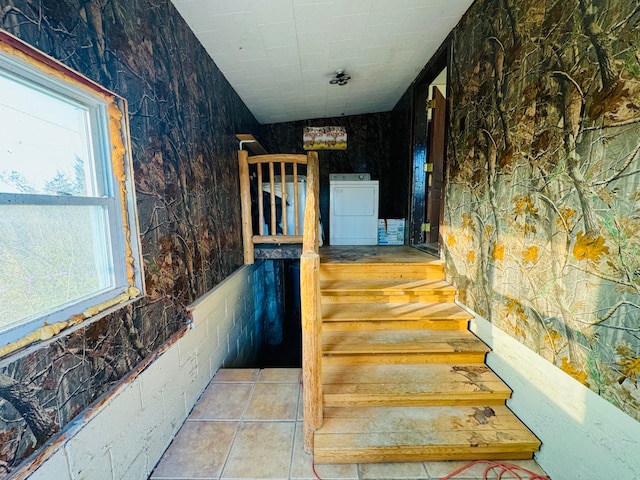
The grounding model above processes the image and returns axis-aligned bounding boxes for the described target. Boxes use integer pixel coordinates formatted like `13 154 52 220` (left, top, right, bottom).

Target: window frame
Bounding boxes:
0 31 144 355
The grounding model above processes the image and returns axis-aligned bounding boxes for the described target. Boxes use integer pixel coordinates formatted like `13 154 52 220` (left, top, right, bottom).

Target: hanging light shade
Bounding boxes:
329 69 351 86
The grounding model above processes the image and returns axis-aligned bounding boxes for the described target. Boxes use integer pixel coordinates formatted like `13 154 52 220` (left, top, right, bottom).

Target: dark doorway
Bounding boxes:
408 47 449 255
254 259 302 367
425 84 446 245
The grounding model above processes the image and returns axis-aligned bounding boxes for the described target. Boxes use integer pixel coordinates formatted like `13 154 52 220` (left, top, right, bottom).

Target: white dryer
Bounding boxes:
329 173 379 245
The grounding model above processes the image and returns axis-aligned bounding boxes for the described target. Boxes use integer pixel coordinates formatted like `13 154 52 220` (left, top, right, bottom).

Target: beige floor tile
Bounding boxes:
213 368 260 382
221 421 294 479
244 383 299 420
151 421 237 479
290 422 358 480
189 382 253 420
297 391 304 421
359 461 428 479
258 368 302 383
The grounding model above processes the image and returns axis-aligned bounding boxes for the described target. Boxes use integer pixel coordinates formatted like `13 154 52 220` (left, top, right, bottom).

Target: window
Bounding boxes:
0 32 144 351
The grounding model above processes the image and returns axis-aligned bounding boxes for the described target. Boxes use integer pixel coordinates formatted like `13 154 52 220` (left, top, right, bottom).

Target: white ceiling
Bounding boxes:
170 0 473 124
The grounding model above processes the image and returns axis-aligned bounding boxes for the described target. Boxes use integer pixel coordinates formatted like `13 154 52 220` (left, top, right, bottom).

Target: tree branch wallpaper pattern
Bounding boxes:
0 0 258 475
444 0 640 421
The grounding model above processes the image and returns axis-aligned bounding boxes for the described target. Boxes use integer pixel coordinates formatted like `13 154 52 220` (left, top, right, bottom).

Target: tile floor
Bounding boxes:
150 368 549 480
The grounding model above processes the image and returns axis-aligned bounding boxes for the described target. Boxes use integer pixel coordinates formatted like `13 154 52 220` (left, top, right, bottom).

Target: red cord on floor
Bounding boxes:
440 459 550 480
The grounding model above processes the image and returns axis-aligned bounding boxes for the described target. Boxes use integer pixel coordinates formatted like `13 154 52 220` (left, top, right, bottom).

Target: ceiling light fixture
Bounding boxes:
329 68 351 86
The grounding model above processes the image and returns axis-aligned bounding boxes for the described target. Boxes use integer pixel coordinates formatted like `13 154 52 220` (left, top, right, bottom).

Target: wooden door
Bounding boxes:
425 86 446 244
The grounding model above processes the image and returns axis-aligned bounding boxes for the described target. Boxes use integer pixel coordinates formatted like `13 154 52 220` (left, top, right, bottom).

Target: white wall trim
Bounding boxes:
466 308 640 480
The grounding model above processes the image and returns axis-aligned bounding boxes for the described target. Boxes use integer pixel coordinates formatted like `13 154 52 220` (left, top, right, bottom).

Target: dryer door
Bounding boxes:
330 180 379 245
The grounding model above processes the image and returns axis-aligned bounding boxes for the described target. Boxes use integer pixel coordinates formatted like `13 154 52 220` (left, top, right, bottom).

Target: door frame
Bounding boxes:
408 41 451 248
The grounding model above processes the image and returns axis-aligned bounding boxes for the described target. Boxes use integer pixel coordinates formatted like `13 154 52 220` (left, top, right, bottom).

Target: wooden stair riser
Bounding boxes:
321 293 456 303
321 302 472 331
322 352 487 366
322 364 512 407
314 447 536 464
320 263 444 281
322 319 469 331
323 393 511 407
320 279 458 303
322 330 490 365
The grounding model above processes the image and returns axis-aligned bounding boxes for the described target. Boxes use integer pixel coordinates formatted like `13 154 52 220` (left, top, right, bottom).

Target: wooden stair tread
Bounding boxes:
322 302 473 321
322 329 490 354
314 405 540 463
323 364 511 406
321 278 455 296
320 262 445 281
320 246 441 265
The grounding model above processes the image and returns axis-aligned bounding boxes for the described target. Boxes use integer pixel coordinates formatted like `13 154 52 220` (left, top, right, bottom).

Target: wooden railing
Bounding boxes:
238 141 322 454
238 149 314 265
300 151 322 454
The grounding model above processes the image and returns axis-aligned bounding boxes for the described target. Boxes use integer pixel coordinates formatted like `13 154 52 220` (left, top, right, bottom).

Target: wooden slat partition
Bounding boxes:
237 142 312 265
300 151 322 453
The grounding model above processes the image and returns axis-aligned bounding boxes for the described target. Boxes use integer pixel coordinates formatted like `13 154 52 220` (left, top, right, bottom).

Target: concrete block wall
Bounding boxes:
26 262 266 480
470 313 640 480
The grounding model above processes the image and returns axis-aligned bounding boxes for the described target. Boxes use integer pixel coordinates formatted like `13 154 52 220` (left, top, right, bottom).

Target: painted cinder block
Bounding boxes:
178 319 210 356
120 449 148 480
65 435 113 479
190 292 226 326
65 383 143 478
204 301 226 347
134 391 179 475
183 348 210 409
209 341 228 373
139 345 181 413
28 448 72 480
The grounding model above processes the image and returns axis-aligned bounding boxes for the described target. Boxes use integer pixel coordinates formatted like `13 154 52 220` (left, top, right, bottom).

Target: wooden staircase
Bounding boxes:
313 246 541 464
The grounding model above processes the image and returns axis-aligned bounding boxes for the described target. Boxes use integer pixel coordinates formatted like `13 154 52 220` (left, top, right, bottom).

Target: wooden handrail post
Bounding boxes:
238 149 254 265
301 252 322 454
301 150 322 454
303 152 320 251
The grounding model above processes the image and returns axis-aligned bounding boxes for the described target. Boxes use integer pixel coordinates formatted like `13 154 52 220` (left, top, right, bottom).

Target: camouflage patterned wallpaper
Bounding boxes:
443 0 640 421
0 0 258 475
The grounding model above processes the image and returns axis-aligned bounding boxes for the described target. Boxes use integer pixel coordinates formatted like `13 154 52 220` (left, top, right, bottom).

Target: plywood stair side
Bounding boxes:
314 251 541 464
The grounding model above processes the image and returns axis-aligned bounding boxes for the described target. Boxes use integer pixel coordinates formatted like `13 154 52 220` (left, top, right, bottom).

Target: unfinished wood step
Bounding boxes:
321 279 457 304
320 261 444 281
314 405 541 464
323 364 512 407
321 302 472 331
322 329 489 365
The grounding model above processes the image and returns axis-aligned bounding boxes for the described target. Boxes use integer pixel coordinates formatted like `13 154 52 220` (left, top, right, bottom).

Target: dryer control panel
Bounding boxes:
329 173 371 182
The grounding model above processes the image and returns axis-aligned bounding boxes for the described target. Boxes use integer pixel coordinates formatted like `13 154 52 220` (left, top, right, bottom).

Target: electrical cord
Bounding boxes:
439 459 551 479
